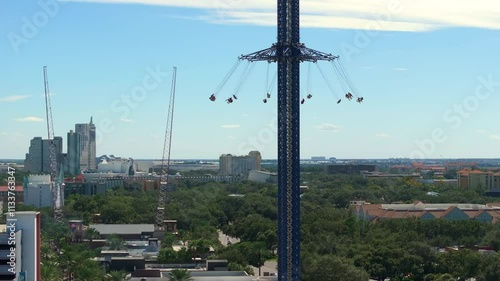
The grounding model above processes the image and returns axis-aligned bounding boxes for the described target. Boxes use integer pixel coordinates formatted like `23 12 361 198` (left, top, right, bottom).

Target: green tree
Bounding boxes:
106 234 125 250
302 255 369 281
435 273 454 281
167 269 193 281
188 239 212 258
158 247 179 263
482 258 500 281
73 260 105 281
162 233 178 248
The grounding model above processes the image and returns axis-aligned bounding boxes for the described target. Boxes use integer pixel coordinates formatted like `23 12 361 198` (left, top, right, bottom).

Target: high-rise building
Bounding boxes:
24 137 63 173
65 130 81 175
219 151 262 176
75 117 96 171
24 137 43 172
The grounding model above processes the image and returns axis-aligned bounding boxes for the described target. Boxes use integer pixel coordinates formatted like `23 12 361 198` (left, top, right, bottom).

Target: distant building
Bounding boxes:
89 224 155 240
353 202 500 223
219 151 261 176
457 169 500 192
23 175 51 208
24 136 63 173
324 164 377 175
362 171 421 179
411 162 445 173
417 179 457 185
311 156 326 161
24 137 43 172
64 175 123 197
98 157 135 175
23 174 56 208
247 170 277 183
173 175 243 183
63 175 161 197
389 165 412 173
445 162 477 172
76 117 97 171
65 130 81 175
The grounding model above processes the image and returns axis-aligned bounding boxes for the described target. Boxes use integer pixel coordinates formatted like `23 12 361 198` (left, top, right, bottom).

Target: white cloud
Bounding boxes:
491 134 500 141
226 136 237 140
0 95 31 102
375 133 392 139
315 123 342 131
221 124 240 129
393 67 408 71
1 132 23 136
14 117 44 122
120 118 136 123
476 130 500 141
61 0 500 32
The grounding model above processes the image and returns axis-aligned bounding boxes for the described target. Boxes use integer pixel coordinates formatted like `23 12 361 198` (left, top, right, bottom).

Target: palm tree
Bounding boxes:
85 227 99 242
40 261 62 281
105 270 130 281
73 260 106 281
41 240 56 262
167 269 193 281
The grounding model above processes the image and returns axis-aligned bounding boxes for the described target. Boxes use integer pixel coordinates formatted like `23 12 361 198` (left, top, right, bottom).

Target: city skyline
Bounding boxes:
2 0 500 160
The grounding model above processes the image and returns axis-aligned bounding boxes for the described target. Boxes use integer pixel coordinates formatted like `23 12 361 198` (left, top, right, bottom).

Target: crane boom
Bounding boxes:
43 66 64 224
156 67 177 231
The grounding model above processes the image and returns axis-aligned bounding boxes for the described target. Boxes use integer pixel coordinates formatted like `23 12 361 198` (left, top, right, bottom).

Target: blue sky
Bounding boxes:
1 0 500 160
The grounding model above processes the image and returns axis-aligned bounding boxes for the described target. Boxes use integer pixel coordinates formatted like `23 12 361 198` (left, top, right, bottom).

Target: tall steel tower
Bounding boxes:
238 0 338 280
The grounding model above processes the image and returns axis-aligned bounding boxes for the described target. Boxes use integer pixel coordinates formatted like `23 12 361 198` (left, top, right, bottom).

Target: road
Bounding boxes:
217 230 240 246
217 230 276 276
251 260 277 276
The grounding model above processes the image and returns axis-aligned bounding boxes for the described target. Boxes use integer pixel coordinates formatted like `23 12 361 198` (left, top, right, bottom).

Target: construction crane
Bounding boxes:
43 66 64 224
155 66 177 232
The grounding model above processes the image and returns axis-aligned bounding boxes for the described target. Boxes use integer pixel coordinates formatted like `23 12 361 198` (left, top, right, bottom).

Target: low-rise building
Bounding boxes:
324 164 377 175
353 201 500 223
457 169 500 191
247 170 277 183
89 224 155 240
22 175 52 208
